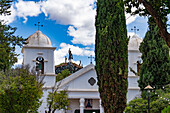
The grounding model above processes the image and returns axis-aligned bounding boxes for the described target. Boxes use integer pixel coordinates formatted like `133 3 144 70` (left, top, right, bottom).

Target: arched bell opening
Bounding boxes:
36 57 44 74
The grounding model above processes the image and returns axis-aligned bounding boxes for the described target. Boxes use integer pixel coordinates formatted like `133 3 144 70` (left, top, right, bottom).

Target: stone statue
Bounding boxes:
68 48 73 61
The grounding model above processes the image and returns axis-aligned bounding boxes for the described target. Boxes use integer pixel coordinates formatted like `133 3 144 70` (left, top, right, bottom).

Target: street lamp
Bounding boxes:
144 85 153 113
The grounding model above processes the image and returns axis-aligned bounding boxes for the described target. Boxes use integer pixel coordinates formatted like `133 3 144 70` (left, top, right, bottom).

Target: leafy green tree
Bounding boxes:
0 23 25 71
125 98 148 113
0 66 44 113
161 106 170 113
124 0 170 47
138 17 170 90
0 0 26 71
46 69 70 113
0 0 12 15
46 90 69 113
56 69 70 82
95 0 128 112
125 85 170 113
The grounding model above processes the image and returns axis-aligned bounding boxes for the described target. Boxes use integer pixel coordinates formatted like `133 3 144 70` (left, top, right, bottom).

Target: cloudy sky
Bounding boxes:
0 0 151 66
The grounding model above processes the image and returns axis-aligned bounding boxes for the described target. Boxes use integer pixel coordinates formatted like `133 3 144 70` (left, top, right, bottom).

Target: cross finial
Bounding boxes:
88 55 94 64
65 56 67 63
35 22 43 31
131 26 139 34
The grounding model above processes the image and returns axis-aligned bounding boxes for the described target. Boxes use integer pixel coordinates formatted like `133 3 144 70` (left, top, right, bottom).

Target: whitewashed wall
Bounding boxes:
23 47 55 74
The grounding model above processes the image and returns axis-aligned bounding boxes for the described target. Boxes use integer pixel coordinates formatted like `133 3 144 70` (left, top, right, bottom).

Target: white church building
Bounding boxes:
22 30 142 113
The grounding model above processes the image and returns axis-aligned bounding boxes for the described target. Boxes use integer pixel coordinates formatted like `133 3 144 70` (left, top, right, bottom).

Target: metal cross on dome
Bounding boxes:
131 26 139 34
88 55 94 64
35 22 43 30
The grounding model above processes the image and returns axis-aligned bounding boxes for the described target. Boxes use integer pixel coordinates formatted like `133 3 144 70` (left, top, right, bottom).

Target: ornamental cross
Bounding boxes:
35 22 43 30
88 55 94 64
131 26 139 34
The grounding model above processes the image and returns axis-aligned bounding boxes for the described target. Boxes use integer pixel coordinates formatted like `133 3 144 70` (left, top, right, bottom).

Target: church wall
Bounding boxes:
128 76 139 88
38 89 53 113
128 50 142 76
67 91 100 99
61 69 98 90
42 75 56 87
127 89 141 103
67 99 80 113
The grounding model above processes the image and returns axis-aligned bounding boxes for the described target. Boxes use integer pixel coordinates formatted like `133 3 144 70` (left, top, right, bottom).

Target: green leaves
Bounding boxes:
138 17 170 91
0 0 13 15
56 69 71 82
46 90 69 113
125 85 170 113
0 0 26 71
0 66 43 113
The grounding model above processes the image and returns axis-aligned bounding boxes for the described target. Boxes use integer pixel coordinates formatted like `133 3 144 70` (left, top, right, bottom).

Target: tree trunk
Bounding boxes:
138 0 170 47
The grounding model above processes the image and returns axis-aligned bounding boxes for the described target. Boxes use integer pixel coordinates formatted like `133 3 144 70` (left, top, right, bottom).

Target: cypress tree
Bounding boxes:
95 0 128 112
138 17 170 90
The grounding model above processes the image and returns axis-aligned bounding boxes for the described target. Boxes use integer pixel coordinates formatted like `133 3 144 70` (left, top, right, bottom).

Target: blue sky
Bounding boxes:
0 0 152 67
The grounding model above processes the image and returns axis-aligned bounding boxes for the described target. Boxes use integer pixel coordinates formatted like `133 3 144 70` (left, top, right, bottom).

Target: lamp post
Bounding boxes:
144 85 153 113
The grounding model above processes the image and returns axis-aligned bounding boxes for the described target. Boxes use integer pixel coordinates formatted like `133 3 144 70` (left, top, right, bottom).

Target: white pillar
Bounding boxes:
79 98 85 113
99 99 104 113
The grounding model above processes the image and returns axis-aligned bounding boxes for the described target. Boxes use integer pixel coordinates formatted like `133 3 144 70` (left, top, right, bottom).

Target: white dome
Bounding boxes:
26 30 52 47
128 35 142 50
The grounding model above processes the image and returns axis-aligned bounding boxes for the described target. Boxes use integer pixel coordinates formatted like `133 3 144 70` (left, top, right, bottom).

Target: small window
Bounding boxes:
88 77 96 86
137 60 142 75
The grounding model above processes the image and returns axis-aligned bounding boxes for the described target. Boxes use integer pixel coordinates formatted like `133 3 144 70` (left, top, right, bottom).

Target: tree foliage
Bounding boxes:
95 0 128 112
124 0 170 47
0 0 12 15
0 23 25 71
138 17 170 91
46 69 70 113
0 66 44 113
56 69 71 82
0 0 26 71
46 90 69 113
161 106 170 113
125 84 170 113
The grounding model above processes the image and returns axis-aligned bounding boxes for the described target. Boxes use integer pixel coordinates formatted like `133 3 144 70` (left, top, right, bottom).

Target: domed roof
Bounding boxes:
26 30 52 47
128 35 142 50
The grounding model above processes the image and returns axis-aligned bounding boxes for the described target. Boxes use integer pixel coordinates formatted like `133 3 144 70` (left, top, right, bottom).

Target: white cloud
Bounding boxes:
125 6 139 25
41 0 96 45
128 32 142 39
0 0 42 24
125 13 137 25
0 4 17 24
14 47 23 67
14 57 23 66
54 43 94 65
68 25 95 45
15 0 42 23
0 0 138 46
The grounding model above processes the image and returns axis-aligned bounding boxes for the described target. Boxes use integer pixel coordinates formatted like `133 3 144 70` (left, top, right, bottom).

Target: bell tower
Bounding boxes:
22 30 56 75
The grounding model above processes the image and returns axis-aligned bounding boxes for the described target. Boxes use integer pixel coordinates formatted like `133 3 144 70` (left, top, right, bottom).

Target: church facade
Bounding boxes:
22 30 142 113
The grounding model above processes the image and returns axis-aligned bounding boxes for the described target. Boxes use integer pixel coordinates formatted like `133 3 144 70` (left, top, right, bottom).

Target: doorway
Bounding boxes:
75 109 100 113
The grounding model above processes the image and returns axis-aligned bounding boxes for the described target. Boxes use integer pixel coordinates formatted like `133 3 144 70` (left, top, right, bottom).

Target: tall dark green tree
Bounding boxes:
138 17 170 90
95 0 128 112
0 0 26 71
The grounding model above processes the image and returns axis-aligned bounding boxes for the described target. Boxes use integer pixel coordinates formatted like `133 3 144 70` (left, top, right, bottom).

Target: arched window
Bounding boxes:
137 60 142 75
36 57 44 74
